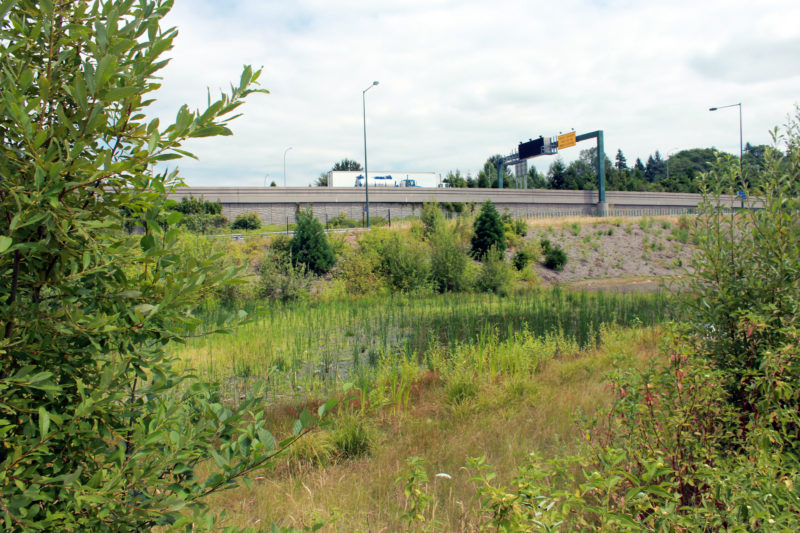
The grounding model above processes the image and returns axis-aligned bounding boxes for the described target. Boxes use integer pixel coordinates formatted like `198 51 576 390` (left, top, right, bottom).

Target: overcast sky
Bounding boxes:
150 0 800 187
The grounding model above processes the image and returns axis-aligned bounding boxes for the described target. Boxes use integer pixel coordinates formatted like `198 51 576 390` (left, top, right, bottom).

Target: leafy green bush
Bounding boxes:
0 3 319 529
541 239 568 271
465 112 800 530
169 195 223 215
179 213 229 233
337 248 385 296
476 246 514 296
231 211 262 230
290 208 335 274
257 250 311 303
378 233 432 293
421 200 445 238
327 212 359 229
429 225 470 292
471 200 506 259
512 248 532 270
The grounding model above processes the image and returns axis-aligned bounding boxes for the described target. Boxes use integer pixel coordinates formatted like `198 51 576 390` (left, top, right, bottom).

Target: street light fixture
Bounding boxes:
283 147 293 187
362 81 379 228
709 103 744 206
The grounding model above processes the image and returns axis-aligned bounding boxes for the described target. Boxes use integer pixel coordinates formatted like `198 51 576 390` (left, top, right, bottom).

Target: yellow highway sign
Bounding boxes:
558 131 576 150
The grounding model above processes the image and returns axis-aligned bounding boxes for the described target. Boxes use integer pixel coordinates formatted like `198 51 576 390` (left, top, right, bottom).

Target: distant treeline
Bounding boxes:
444 143 785 193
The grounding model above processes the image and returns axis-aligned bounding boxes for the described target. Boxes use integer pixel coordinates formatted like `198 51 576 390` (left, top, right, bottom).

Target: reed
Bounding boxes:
173 288 675 402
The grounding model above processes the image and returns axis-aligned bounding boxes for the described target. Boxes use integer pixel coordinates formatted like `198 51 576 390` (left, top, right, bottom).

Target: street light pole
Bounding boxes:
709 103 743 206
362 81 379 228
283 147 293 187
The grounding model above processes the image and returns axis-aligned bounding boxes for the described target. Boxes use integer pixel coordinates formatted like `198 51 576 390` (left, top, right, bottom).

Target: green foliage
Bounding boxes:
326 212 359 229
231 211 262 230
291 209 335 274
170 195 223 215
512 248 532 271
332 158 363 171
378 233 432 293
179 213 229 233
421 200 445 237
471 200 506 259
0 2 322 529
168 196 227 233
336 247 384 296
477 246 514 296
257 250 311 303
541 239 568 271
429 225 470 293
399 457 434 525
687 118 800 421
331 414 376 459
464 111 800 530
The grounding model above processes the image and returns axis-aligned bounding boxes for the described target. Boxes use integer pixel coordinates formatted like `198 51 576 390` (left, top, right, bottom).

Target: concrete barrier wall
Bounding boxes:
167 187 744 225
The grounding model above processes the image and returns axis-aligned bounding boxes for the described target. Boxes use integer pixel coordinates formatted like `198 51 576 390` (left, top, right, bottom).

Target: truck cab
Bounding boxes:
397 178 420 188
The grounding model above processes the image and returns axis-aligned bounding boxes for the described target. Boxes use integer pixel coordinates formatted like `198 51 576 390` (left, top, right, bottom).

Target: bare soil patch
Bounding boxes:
521 216 694 290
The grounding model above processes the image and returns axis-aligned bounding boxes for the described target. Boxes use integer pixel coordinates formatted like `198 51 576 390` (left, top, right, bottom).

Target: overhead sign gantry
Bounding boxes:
495 129 607 214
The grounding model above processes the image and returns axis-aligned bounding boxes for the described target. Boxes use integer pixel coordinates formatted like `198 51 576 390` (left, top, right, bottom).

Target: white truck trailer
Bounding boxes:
327 171 442 188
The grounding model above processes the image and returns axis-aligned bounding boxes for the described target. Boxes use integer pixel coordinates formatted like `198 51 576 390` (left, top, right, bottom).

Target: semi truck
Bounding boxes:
328 171 440 188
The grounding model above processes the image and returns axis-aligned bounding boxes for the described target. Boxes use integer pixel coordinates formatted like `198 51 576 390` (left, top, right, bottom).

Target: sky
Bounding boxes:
150 0 800 187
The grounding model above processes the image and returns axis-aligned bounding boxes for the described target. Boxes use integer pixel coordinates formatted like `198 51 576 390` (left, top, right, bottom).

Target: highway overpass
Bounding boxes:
167 187 742 225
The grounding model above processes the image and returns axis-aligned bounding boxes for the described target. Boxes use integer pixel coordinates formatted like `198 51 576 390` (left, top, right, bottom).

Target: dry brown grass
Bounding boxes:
524 214 684 229
200 327 662 531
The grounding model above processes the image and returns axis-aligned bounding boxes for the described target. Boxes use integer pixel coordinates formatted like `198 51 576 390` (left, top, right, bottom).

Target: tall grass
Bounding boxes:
174 288 675 401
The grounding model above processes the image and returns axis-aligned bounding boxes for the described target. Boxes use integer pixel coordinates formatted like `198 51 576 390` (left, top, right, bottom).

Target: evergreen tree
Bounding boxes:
290 208 335 274
526 166 548 188
548 158 568 189
471 200 506 258
615 149 628 170
634 157 646 172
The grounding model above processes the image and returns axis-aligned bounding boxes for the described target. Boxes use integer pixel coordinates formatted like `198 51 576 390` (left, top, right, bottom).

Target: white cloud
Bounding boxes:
150 0 800 186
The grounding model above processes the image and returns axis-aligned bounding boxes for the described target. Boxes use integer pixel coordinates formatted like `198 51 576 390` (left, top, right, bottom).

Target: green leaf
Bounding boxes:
299 408 312 430
166 211 182 225
134 303 155 315
38 407 50 437
0 236 12 253
257 428 275 451
95 55 118 89
147 130 160 154
318 397 338 418
140 234 155 251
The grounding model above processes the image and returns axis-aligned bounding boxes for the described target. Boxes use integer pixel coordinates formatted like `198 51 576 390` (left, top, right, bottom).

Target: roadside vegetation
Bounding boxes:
3 1 799 531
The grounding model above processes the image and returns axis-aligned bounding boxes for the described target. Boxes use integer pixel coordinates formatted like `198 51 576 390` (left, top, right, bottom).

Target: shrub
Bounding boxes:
290 208 335 274
179 213 229 233
327 212 359 228
429 225 469 292
466 111 800 530
337 249 384 296
378 233 431 293
476 246 514 296
421 200 445 237
0 3 316 529
169 195 223 215
512 248 532 270
471 200 506 258
544 246 568 271
541 239 568 271
231 211 262 230
257 250 311 303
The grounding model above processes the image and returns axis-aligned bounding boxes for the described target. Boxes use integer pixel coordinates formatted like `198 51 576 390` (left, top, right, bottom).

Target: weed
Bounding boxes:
331 414 377 459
